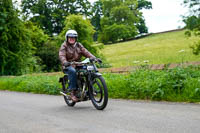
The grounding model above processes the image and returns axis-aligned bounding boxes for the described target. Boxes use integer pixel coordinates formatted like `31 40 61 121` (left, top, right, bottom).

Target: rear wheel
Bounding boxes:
89 76 108 110
61 75 76 107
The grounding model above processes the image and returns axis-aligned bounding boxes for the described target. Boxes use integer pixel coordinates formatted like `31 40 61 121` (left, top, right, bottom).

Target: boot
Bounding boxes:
70 90 78 102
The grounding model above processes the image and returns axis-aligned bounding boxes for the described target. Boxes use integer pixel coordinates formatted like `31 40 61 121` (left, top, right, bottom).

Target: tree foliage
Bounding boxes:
24 21 49 50
90 0 151 43
183 0 200 16
21 0 92 36
36 42 61 72
183 0 200 55
58 14 98 56
91 1 103 41
183 0 200 31
138 0 152 10
24 21 59 72
0 0 36 75
97 0 151 44
136 0 152 33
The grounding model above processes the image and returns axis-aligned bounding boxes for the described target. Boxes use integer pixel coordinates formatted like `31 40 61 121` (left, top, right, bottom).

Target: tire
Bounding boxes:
89 76 108 110
64 96 76 107
61 76 76 107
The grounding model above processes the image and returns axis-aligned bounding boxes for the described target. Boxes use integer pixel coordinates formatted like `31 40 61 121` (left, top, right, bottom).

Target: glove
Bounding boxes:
89 57 102 63
89 57 96 62
63 62 70 67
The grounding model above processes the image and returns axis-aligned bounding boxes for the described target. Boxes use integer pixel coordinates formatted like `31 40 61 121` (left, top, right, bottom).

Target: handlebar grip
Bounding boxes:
89 58 102 64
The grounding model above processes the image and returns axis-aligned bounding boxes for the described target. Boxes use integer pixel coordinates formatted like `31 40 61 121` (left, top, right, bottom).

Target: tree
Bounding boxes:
136 0 152 33
98 0 141 43
24 21 58 72
138 0 152 10
183 0 200 30
99 23 137 43
58 14 98 56
24 21 49 49
183 0 200 55
21 0 92 36
183 0 200 16
0 0 35 75
90 0 151 42
91 1 103 41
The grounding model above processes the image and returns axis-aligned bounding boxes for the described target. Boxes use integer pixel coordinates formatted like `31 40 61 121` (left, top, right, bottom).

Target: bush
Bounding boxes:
36 42 61 72
104 66 200 102
0 74 61 95
191 40 200 55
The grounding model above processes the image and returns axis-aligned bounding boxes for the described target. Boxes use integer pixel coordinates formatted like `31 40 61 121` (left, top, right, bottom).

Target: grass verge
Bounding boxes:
0 66 200 102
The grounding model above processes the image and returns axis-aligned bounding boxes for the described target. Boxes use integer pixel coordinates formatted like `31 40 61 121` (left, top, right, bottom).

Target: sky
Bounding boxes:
16 0 188 33
141 0 188 33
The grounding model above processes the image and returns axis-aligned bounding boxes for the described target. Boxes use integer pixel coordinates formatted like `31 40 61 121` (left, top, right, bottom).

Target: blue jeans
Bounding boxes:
64 66 77 91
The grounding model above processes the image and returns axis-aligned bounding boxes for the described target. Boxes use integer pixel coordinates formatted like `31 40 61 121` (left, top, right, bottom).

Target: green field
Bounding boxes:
101 30 200 67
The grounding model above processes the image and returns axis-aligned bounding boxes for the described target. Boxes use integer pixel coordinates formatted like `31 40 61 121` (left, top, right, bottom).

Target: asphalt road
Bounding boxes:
0 91 200 133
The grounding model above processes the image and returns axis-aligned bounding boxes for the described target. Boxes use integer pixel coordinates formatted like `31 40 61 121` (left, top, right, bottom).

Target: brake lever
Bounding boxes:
97 58 102 64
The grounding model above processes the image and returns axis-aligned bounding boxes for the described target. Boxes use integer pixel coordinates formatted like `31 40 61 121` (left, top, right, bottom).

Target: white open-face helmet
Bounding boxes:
65 30 78 40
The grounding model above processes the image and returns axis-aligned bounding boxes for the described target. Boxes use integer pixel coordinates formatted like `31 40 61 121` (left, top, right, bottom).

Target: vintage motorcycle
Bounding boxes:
59 58 108 110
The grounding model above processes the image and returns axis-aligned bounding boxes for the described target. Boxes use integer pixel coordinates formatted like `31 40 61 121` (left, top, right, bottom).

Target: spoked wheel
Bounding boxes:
61 76 76 107
89 76 108 110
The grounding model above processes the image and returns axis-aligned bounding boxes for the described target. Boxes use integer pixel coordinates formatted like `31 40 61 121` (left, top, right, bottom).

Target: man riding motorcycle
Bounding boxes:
59 30 96 102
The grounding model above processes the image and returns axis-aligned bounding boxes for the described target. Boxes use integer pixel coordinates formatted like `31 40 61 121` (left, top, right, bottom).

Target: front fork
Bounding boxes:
87 72 102 97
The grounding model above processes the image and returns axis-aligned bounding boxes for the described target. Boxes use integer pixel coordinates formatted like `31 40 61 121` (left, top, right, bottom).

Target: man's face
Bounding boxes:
68 37 76 44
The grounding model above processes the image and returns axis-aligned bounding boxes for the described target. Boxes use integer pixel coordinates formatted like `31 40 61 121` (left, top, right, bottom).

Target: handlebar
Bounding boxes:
89 58 102 63
69 61 85 66
65 58 102 66
64 58 101 72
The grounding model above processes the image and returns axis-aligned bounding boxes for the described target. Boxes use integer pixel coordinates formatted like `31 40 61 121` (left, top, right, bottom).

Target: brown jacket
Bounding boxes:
59 41 95 66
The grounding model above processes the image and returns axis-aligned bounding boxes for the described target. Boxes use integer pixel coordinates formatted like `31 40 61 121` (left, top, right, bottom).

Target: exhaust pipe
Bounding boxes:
60 91 72 100
60 91 67 96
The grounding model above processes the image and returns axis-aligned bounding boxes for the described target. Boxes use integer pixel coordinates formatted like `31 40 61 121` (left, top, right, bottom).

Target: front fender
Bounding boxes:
92 72 102 78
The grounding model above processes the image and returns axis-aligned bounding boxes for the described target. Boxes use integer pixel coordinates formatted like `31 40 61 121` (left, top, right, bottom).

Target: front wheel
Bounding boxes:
89 76 108 110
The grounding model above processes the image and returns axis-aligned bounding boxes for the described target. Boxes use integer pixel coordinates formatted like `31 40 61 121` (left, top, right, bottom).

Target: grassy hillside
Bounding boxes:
101 30 200 68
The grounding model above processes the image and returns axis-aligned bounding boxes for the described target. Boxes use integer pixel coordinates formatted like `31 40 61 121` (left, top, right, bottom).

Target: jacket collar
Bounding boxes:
64 41 77 48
